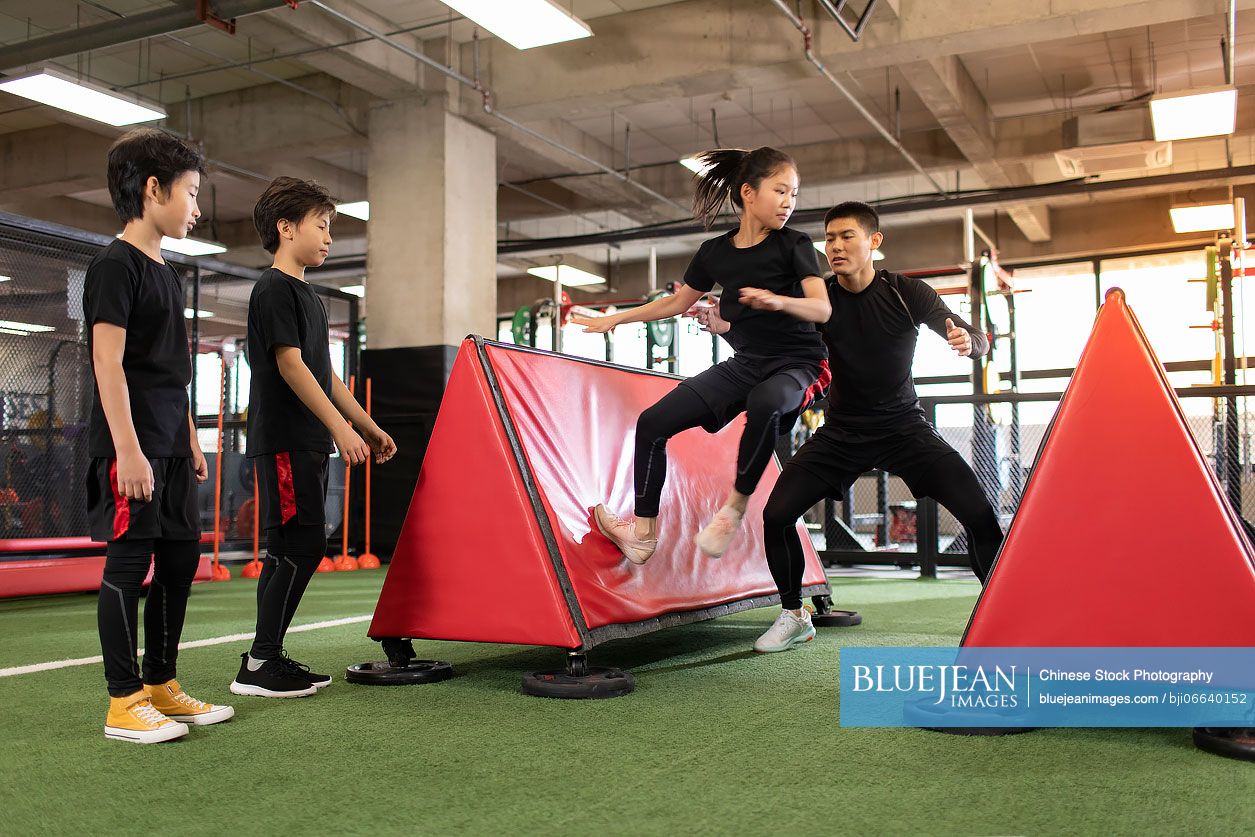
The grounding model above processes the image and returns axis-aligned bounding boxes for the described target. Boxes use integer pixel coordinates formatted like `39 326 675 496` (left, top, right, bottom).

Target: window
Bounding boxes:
559 324 610 362
611 322 648 370
676 317 717 378
1005 262 1097 374
1099 252 1211 364
912 291 974 379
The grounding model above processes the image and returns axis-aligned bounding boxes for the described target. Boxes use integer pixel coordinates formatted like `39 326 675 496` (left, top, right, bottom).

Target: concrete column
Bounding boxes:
366 93 497 349
358 93 497 556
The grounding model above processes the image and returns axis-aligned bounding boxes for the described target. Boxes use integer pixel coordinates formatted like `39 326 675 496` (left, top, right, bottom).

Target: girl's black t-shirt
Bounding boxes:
682 226 826 361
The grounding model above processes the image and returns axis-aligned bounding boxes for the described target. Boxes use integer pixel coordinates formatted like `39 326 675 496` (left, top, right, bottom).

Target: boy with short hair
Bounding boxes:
87 127 234 744
230 177 396 698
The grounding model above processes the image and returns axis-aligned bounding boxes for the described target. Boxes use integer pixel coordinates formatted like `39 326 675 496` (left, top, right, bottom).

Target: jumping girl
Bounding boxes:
574 146 831 564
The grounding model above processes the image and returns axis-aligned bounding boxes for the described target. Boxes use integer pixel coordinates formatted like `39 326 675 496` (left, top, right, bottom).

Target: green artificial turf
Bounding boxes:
0 572 1249 836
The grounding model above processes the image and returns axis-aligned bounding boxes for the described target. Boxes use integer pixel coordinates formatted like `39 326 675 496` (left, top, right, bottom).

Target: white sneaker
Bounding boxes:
145 679 235 726
593 505 658 565
754 609 816 653
694 506 743 558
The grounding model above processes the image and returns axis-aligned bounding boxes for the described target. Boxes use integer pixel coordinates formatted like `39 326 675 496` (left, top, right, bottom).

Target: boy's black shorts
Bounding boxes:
254 450 329 531
86 457 199 543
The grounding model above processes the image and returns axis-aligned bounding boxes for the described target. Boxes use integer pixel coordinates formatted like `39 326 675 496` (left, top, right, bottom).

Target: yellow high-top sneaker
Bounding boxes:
104 691 189 744
145 680 235 726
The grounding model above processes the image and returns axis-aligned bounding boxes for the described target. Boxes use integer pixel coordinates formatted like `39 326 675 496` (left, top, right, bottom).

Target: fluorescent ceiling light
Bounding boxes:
0 319 54 333
439 0 592 50
118 233 227 256
340 284 365 297
680 156 712 175
161 236 226 256
1150 86 1237 141
336 201 370 221
0 66 165 126
184 308 214 319
813 241 885 261
117 234 227 256
0 327 29 336
527 265 605 287
0 275 10 282
1170 203 1236 233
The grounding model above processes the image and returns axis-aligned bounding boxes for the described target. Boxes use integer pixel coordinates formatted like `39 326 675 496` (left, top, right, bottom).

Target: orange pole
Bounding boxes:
358 378 380 568
334 375 358 570
240 469 262 578
211 353 230 581
340 448 351 557
253 470 259 559
365 378 372 556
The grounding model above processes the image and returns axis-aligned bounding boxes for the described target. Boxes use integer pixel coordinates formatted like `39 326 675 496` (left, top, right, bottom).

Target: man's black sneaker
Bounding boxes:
229 652 317 698
279 652 332 689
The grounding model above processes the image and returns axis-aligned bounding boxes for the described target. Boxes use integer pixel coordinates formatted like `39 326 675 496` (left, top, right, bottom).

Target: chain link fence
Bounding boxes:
0 218 98 540
791 388 1255 574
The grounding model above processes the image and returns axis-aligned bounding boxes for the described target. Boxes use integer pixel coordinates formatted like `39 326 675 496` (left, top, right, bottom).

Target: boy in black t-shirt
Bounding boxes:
86 128 234 744
230 178 396 699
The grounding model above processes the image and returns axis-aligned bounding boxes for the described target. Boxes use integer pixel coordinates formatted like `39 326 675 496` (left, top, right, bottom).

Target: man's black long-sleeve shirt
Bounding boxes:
821 269 988 434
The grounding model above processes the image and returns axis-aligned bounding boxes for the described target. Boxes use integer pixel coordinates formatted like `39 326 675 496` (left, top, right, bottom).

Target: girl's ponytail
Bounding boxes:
689 146 796 229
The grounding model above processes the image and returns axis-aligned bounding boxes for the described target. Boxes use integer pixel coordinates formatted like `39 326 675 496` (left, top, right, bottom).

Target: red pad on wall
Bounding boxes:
369 337 830 650
963 289 1255 647
0 554 213 598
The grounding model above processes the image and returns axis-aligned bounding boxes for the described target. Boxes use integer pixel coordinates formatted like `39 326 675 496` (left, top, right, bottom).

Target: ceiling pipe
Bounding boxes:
1226 0 1237 87
767 0 949 197
306 0 690 218
0 0 291 72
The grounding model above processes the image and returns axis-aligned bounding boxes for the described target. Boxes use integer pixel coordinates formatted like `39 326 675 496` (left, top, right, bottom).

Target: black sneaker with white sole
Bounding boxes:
230 652 318 698
279 652 332 689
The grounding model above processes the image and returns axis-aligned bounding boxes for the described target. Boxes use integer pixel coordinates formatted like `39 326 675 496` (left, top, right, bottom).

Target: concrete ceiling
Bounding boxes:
0 0 1253 296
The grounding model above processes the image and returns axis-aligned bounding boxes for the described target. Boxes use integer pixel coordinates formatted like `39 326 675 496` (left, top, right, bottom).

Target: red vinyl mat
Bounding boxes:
964 289 1255 647
369 338 828 649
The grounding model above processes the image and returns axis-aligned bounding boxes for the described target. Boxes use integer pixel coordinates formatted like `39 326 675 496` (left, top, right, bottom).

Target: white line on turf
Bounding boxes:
0 615 373 678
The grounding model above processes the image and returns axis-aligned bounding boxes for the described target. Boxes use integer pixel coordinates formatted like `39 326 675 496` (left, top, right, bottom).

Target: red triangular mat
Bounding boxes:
369 341 581 648
964 289 1255 646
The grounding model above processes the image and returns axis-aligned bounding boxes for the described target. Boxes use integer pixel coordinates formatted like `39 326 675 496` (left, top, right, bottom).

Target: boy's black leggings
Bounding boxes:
98 539 200 697
249 521 328 660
